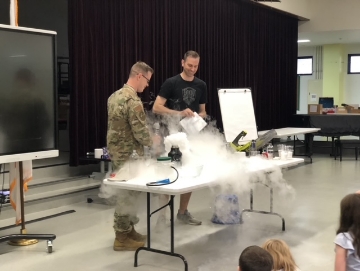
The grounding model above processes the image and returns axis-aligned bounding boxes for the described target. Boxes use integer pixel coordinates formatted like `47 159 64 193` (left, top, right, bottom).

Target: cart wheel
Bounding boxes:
47 240 53 253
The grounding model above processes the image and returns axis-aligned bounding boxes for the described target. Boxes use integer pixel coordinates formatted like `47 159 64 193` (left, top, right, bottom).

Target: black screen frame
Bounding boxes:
0 25 58 156
318 97 334 109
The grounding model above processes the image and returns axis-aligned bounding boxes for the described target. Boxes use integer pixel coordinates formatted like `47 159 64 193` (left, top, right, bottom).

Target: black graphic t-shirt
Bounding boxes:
158 74 207 113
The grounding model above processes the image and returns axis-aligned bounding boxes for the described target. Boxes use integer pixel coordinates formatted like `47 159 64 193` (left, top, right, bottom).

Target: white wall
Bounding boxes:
298 0 360 33
260 0 310 19
298 44 360 113
344 44 360 105
261 0 360 33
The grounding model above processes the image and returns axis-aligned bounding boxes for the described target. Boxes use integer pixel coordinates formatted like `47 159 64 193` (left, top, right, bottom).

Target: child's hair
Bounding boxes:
261 239 298 271
336 193 360 257
239 245 273 271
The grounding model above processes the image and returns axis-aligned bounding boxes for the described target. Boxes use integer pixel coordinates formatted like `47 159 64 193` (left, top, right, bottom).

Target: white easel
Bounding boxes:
217 88 288 231
218 88 258 143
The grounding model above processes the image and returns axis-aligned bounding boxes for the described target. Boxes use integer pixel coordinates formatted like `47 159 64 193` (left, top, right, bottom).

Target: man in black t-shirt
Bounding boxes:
153 50 207 118
153 50 207 226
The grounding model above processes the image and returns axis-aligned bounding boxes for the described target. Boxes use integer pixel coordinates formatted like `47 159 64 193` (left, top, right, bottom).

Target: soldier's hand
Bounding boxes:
180 108 194 117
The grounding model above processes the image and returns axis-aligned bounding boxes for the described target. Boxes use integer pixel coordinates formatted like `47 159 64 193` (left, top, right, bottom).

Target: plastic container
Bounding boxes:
143 146 152 166
251 140 256 151
152 122 164 157
129 150 140 178
279 150 288 160
156 156 172 166
286 145 293 159
156 157 175 181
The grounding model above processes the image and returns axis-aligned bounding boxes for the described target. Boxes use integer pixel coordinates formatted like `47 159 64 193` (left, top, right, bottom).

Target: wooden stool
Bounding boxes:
334 139 360 161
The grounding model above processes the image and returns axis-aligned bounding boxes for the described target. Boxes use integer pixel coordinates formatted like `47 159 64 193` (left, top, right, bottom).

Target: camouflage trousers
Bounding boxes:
113 189 142 234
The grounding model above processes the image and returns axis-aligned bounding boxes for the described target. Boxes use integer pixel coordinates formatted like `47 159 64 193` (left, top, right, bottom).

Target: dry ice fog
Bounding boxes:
100 115 295 206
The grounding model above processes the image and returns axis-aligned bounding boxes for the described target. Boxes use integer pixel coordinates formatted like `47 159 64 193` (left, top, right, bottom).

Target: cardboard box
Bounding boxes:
308 104 323 114
344 105 355 113
336 107 348 114
350 109 360 114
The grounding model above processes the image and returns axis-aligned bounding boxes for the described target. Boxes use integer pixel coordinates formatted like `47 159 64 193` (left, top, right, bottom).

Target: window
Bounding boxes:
348 54 360 74
297 56 313 75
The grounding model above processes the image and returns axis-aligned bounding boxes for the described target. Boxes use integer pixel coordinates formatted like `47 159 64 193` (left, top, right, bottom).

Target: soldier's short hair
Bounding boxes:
130 61 154 77
183 50 200 61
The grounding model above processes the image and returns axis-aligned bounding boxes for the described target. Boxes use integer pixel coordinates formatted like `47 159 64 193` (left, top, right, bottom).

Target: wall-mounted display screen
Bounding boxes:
0 25 57 156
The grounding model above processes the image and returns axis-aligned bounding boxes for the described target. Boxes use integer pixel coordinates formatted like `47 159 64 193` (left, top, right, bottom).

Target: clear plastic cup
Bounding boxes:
277 144 286 151
286 146 294 159
279 150 288 160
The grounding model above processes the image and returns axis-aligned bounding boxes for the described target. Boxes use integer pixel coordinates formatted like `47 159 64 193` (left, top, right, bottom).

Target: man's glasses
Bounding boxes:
133 70 150 83
140 74 150 83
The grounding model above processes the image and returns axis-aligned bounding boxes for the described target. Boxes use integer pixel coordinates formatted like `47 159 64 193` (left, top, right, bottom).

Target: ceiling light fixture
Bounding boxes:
297 39 310 43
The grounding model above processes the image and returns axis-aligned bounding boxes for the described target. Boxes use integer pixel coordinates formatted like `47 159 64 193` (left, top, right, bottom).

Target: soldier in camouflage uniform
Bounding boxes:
107 61 154 251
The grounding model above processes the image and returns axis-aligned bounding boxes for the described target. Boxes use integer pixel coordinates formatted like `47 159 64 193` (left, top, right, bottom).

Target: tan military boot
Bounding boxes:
128 227 147 243
113 232 144 251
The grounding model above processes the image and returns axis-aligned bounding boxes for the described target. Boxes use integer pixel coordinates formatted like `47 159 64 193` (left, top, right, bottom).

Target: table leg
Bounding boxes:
170 195 175 253
331 137 339 157
293 135 296 155
100 161 105 173
291 134 313 163
107 162 112 174
134 193 188 270
240 184 285 231
147 192 151 247
91 161 109 181
305 133 314 163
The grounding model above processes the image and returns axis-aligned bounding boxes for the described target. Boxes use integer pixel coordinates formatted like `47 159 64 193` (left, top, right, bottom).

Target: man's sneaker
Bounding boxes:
177 210 202 225
155 215 167 232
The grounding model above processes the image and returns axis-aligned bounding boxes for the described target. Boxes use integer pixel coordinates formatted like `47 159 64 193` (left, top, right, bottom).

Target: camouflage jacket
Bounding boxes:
107 84 151 163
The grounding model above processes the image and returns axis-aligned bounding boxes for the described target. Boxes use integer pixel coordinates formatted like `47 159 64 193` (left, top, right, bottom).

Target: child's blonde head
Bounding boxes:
262 239 297 271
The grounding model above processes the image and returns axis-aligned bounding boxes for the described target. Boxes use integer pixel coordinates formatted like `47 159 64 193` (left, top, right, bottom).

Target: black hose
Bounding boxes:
146 166 179 186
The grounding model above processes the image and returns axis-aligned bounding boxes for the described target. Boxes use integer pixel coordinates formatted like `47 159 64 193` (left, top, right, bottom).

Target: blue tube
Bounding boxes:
154 179 170 185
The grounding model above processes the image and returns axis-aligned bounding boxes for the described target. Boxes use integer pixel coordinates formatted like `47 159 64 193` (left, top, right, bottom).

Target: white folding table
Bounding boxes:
103 157 304 271
258 127 320 163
